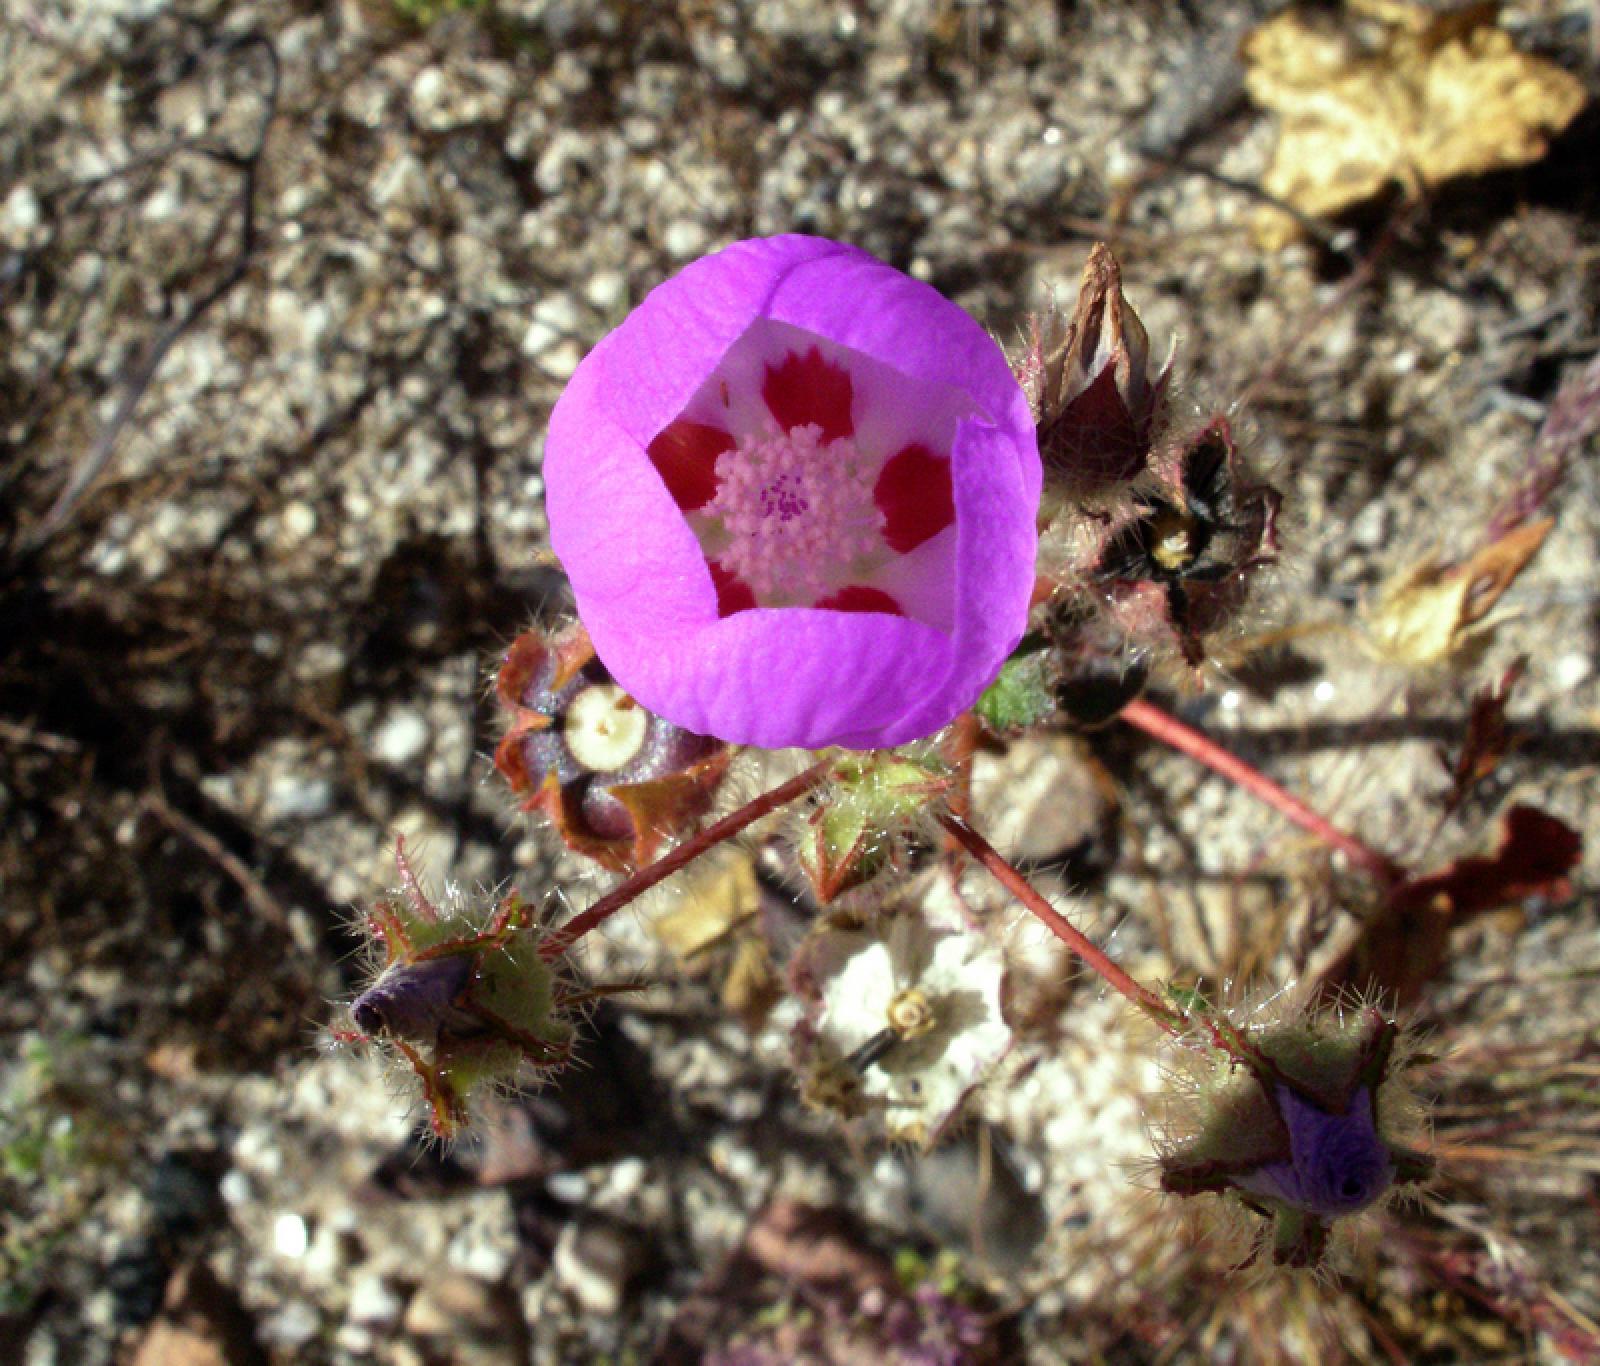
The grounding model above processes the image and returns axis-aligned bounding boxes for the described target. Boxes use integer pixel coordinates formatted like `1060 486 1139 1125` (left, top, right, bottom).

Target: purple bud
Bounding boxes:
350 953 476 1046
1235 1084 1394 1217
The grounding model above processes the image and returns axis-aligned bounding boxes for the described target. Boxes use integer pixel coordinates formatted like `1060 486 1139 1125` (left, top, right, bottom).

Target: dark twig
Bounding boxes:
140 783 292 935
23 30 281 552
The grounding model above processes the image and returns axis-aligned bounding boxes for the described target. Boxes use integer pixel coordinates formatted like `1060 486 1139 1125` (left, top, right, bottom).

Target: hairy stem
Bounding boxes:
938 811 1184 1033
542 757 832 960
1120 697 1405 887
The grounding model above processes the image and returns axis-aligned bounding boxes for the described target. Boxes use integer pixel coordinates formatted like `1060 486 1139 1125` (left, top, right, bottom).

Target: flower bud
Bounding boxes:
335 840 579 1139
1023 242 1170 499
1155 998 1431 1269
797 753 951 903
493 624 729 872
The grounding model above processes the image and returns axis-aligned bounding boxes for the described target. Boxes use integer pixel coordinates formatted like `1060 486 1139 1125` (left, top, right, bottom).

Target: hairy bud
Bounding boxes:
1154 996 1432 1269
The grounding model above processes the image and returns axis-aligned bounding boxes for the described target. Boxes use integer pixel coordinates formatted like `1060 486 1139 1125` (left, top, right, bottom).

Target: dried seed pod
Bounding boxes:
1023 242 1171 500
493 624 729 872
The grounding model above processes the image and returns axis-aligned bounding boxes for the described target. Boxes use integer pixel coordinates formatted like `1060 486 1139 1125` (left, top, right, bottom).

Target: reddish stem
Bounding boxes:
541 757 832 960
1119 697 1405 887
943 710 981 824
938 811 1184 1033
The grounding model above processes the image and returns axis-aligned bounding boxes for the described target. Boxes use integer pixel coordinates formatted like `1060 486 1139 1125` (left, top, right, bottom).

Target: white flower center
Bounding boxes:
703 422 884 606
564 684 648 772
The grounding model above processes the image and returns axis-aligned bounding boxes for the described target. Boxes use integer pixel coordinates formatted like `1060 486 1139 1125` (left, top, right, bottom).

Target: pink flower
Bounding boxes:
544 236 1041 749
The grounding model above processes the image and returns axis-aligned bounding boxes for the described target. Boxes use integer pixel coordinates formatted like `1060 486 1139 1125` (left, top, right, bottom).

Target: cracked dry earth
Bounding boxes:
2 1 1599 1362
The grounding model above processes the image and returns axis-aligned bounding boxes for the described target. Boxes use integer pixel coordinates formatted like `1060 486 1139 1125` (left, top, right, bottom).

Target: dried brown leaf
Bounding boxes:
1244 0 1588 247
650 849 762 960
1320 803 1581 1005
1435 655 1524 815
1362 517 1552 669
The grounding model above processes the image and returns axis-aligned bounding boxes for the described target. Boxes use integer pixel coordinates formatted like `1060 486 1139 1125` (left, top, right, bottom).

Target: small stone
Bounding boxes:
272 1212 309 1259
260 1300 319 1351
403 1271 527 1366
663 219 709 258
218 1169 252 1208
552 1219 643 1316
584 269 628 311
1553 651 1592 689
262 771 333 822
344 1274 404 1334
371 709 429 767
278 501 317 544
1347 501 1388 549
1 183 43 246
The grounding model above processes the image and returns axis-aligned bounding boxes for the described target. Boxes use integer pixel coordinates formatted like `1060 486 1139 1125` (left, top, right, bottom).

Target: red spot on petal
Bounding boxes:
815 585 903 616
647 419 734 511
874 443 954 553
762 347 854 441
709 560 757 617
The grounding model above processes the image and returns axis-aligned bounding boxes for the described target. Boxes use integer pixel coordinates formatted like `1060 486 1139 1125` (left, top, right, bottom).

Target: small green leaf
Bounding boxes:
974 651 1055 731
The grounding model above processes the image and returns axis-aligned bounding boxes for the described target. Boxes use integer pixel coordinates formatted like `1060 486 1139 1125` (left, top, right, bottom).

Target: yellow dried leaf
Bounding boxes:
1244 1 1587 247
650 849 762 960
1363 517 1552 668
721 936 780 1025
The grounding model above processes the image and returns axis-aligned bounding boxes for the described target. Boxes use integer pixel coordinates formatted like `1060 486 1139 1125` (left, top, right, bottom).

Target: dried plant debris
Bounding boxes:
790 909 1011 1149
1244 0 1588 247
1435 656 1524 818
1320 803 1581 1005
1362 517 1552 670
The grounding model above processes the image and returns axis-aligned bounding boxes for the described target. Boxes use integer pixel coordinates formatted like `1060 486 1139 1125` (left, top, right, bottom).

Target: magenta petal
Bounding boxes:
592 237 856 452
889 419 1035 741
584 606 952 751
764 249 1041 503
546 342 712 630
544 235 1042 750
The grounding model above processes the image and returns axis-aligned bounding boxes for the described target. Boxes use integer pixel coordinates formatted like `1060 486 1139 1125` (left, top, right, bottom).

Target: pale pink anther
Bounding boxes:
701 419 886 608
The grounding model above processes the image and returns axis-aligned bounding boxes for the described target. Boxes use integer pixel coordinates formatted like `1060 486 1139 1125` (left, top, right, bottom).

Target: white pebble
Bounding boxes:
372 709 429 767
1553 652 1593 690
274 1212 310 1259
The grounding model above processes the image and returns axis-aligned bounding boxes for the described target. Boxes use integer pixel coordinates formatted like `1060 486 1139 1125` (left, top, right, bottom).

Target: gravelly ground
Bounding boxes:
3 1 1599 1362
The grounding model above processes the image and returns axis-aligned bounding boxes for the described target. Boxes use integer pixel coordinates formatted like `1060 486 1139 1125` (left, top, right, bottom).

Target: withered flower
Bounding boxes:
1156 1001 1432 1269
493 625 728 872
1023 242 1171 497
1088 418 1281 668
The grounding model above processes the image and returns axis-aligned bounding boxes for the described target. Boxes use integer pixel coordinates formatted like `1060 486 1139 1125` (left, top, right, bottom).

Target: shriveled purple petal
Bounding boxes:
1236 1085 1395 1217
352 954 475 1046
544 235 1041 750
